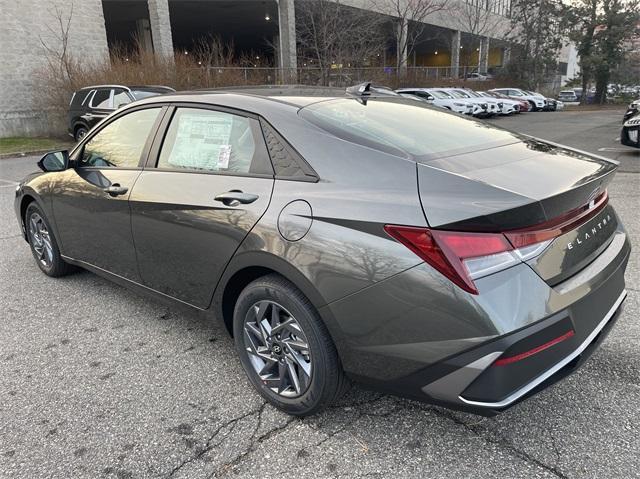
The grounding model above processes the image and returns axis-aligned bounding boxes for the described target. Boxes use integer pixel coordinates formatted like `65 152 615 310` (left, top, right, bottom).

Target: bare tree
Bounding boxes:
452 0 502 41
193 35 236 67
39 1 76 84
374 0 450 74
296 0 387 85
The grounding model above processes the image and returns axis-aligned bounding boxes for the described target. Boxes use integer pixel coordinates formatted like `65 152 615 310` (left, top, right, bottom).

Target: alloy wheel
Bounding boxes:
243 300 312 398
28 212 53 268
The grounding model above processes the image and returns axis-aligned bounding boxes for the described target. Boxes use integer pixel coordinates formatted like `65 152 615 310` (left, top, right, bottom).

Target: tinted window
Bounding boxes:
300 98 520 158
434 90 453 99
429 90 449 100
412 91 433 100
448 91 467 99
113 89 131 108
71 90 90 107
158 108 258 174
81 108 160 168
91 89 111 108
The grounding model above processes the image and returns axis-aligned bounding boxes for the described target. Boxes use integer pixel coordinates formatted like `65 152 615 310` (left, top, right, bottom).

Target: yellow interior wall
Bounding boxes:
489 48 503 66
415 52 452 67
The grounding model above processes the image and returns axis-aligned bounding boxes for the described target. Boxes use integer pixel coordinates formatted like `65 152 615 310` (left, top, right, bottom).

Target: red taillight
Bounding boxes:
383 226 512 294
493 330 575 366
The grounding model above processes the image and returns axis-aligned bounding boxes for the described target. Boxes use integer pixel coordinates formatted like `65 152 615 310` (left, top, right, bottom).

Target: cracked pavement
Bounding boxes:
1 109 639 478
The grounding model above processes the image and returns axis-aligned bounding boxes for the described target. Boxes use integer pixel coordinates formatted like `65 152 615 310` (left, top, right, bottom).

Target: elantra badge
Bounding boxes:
567 213 611 250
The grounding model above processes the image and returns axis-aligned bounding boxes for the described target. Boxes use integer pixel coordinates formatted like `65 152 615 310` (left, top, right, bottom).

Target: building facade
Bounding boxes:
0 0 511 137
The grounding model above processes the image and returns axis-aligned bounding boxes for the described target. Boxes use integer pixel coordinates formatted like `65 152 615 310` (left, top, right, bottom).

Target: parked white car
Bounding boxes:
475 91 521 115
490 88 547 111
441 88 497 117
395 88 476 115
465 72 494 81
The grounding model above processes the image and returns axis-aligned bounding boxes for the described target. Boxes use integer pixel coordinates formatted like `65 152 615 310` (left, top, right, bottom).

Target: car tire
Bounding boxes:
74 126 88 142
528 101 539 112
233 274 350 416
25 203 73 277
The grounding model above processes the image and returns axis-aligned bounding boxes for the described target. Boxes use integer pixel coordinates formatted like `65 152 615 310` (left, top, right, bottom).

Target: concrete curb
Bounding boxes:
0 147 71 160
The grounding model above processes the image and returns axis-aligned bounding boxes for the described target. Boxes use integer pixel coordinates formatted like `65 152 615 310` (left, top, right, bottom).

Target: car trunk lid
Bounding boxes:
417 139 619 286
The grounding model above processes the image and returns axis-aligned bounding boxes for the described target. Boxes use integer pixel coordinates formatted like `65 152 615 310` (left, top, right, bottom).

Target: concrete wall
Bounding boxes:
341 0 512 40
0 0 109 137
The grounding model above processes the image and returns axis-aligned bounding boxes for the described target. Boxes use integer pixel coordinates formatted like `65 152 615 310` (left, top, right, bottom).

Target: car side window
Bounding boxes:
158 108 262 174
91 89 112 109
80 108 161 168
113 89 131 109
413 91 432 100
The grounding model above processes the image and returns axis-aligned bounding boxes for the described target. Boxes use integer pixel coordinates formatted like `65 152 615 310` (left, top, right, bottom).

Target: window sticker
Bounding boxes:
217 145 231 169
168 113 233 170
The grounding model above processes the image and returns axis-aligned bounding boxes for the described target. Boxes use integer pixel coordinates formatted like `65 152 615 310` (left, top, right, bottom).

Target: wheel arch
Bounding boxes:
73 121 89 137
212 252 328 337
19 194 38 240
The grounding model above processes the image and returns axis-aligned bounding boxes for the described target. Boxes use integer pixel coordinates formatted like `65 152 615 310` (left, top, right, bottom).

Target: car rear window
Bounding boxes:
299 98 521 159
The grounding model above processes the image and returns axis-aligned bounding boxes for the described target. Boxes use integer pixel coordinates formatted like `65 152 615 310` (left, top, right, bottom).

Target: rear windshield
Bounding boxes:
299 98 521 159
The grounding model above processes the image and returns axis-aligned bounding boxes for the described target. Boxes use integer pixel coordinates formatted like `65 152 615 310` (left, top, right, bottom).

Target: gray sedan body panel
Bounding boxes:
14 90 631 415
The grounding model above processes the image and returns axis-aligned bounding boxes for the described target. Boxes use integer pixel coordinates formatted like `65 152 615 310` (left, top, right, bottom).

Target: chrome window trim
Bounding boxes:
458 289 628 409
82 90 96 107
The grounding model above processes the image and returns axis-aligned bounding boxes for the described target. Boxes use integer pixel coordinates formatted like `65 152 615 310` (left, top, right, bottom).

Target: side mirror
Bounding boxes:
38 150 69 172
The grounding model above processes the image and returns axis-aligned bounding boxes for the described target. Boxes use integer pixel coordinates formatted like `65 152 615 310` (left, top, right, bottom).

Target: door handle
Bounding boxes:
214 191 259 207
105 184 129 197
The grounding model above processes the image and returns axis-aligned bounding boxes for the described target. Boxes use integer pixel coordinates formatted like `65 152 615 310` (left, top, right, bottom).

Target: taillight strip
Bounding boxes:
504 191 608 249
493 330 575 367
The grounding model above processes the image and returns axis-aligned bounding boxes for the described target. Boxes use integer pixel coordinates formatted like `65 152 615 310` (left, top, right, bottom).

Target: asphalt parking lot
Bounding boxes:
1 109 639 479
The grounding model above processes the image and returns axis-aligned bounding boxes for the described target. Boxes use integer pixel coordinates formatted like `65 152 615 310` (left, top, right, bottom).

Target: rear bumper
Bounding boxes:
454 289 626 411
323 221 630 415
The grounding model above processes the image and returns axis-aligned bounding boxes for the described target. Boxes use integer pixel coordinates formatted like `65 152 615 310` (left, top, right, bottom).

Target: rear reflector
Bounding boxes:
493 330 575 366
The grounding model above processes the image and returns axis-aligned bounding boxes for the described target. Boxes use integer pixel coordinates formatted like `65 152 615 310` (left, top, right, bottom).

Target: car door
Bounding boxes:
52 106 164 281
129 105 275 308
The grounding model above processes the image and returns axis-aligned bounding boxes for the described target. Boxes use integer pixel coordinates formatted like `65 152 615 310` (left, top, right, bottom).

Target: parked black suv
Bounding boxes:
68 85 174 141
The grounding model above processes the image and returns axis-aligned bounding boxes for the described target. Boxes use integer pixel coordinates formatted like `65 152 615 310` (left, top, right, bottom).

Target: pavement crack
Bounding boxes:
427 407 569 479
166 404 266 478
208 402 296 478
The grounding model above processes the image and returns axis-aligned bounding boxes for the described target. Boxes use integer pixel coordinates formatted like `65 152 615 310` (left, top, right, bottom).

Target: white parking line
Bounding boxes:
0 179 19 187
598 147 632 152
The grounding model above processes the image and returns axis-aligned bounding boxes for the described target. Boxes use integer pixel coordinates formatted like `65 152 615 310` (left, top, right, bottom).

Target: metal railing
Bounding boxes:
184 65 502 88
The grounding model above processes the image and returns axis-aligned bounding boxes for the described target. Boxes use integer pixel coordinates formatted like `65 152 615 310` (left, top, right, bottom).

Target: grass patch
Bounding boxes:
0 137 74 156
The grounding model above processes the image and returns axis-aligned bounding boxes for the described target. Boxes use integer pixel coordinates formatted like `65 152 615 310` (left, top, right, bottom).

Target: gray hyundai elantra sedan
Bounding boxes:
14 86 630 416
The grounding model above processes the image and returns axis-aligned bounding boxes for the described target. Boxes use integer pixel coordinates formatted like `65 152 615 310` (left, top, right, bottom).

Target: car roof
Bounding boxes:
123 89 363 119
77 84 174 92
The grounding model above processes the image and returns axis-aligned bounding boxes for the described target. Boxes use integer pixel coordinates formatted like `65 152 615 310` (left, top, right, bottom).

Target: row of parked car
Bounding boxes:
69 83 566 142
394 87 563 118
